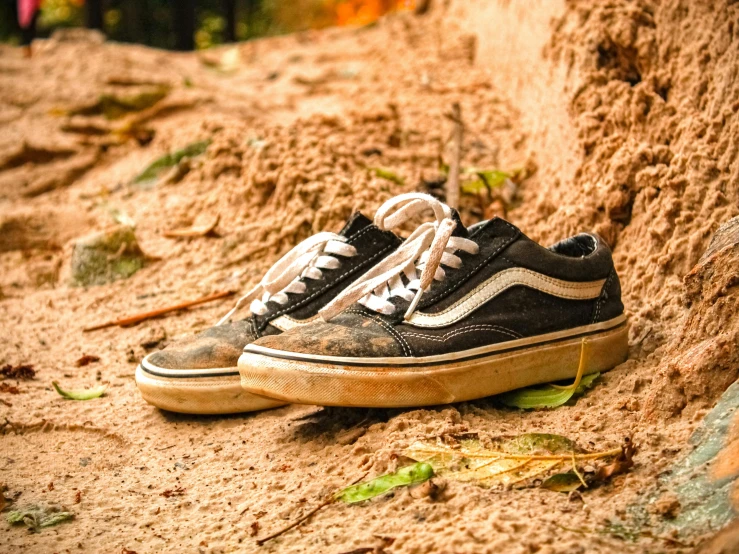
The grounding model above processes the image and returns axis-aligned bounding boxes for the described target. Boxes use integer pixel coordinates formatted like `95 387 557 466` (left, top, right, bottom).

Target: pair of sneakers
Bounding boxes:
135 193 628 414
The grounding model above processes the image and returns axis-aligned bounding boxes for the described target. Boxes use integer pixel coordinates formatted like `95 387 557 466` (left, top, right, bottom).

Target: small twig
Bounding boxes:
256 472 368 546
83 290 235 332
446 102 463 209
571 451 588 489
163 214 220 239
256 496 334 546
635 327 653 347
106 242 127 261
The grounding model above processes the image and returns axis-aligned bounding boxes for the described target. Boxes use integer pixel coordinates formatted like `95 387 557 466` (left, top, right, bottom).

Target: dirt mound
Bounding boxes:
1 2 738 553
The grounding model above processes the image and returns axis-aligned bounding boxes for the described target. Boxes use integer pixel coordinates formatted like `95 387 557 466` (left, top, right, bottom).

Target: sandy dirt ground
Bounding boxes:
1 1 739 553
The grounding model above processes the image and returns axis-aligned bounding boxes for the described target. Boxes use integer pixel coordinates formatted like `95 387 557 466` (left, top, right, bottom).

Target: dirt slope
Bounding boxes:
1 2 738 553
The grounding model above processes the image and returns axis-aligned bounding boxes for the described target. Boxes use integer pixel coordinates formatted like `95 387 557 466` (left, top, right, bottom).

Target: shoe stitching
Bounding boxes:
348 309 414 357
402 324 522 342
419 232 518 306
591 268 615 324
263 239 396 323
496 255 518 268
345 309 413 357
500 255 610 287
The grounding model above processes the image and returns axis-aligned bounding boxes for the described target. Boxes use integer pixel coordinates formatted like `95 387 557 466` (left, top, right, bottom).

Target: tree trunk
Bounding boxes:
173 0 195 51
121 1 145 44
86 0 104 30
244 0 257 38
223 0 237 43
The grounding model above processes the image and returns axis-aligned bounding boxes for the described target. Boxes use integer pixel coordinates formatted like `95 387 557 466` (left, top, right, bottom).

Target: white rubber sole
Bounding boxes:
238 316 629 408
136 355 286 415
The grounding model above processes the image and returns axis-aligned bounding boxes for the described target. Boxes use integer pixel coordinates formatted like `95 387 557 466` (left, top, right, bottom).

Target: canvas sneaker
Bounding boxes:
238 193 629 408
135 212 401 414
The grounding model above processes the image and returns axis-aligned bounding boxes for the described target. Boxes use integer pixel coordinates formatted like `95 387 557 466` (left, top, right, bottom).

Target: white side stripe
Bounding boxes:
406 268 606 328
270 315 317 332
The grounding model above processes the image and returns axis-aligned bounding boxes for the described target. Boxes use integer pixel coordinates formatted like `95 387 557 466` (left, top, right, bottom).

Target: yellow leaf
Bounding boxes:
405 433 622 489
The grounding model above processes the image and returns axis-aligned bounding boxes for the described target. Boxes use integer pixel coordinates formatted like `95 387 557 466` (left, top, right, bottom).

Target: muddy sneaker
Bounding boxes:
238 193 629 408
135 213 401 414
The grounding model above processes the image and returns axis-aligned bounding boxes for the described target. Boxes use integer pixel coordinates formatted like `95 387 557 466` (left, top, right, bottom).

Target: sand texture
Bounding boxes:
1 1 738 552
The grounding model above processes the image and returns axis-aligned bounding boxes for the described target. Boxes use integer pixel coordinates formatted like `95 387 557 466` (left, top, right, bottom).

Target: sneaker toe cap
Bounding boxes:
251 317 404 358
146 320 258 370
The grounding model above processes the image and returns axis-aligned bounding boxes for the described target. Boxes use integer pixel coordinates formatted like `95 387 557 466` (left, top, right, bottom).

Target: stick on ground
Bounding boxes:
83 290 235 332
256 472 368 546
446 102 463 209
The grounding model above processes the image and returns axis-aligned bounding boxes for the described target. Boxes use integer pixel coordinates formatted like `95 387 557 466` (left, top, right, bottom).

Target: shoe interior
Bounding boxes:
548 233 598 258
468 219 597 259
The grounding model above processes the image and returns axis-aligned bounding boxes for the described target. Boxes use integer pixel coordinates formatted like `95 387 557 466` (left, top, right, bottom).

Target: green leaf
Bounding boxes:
7 505 74 531
52 381 107 401
461 180 488 195
542 472 584 492
368 167 405 186
133 140 211 185
472 169 511 187
336 462 434 504
497 372 600 410
460 169 512 196
70 88 169 120
460 168 511 196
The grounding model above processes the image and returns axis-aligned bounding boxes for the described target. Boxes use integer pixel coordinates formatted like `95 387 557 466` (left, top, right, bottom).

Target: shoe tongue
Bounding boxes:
338 209 467 239
449 208 469 238
338 212 373 238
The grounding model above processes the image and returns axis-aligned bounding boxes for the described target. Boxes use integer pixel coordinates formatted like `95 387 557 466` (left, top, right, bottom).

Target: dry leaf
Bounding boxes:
1 364 36 380
160 487 186 498
594 437 635 481
6 504 74 531
0 383 20 394
163 214 220 239
75 354 100 367
405 433 627 490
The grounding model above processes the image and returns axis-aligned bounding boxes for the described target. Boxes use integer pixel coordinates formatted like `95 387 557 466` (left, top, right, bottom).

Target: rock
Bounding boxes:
633 381 739 539
644 216 739 419
691 519 739 554
650 492 681 519
70 226 147 287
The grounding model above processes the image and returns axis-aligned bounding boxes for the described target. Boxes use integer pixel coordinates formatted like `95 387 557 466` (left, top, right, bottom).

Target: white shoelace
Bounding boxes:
319 193 479 322
217 231 357 325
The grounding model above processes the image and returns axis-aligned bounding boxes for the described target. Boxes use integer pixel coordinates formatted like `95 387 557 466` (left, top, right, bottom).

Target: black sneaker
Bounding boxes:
135 213 400 414
238 193 628 408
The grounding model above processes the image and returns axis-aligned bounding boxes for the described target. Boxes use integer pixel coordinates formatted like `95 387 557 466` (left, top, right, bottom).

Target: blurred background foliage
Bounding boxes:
1 0 416 49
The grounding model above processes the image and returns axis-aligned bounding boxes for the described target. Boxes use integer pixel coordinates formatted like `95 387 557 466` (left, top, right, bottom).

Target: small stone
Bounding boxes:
70 225 147 286
409 478 446 501
650 491 681 519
